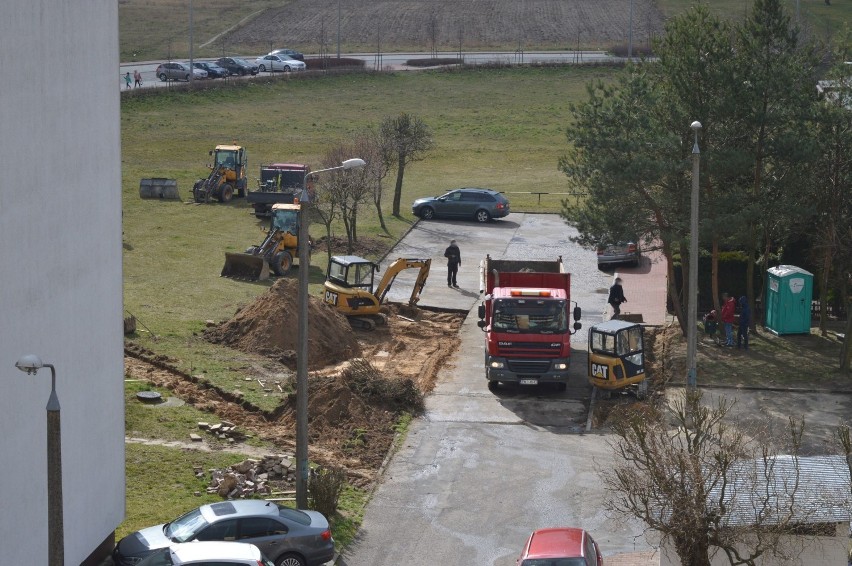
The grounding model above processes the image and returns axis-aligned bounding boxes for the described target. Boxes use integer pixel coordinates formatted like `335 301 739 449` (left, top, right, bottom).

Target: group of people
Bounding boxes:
704 293 751 349
123 70 143 89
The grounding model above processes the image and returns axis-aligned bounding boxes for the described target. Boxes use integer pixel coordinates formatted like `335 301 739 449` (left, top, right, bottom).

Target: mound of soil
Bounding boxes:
205 278 361 370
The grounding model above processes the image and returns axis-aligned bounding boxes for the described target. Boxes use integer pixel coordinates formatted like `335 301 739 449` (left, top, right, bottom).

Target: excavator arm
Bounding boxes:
374 258 432 306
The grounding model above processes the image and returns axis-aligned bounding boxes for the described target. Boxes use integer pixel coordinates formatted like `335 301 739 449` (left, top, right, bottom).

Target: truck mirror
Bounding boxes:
477 304 485 319
573 306 582 321
573 322 582 331
477 320 486 329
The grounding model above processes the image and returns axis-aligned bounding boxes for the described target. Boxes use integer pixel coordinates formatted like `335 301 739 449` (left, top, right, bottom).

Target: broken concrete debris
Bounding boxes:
201 456 297 499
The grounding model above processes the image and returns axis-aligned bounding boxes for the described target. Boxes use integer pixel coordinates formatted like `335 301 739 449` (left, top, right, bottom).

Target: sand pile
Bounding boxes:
206 279 361 369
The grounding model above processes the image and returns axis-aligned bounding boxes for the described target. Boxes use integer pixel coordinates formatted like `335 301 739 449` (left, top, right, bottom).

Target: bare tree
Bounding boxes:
380 113 434 217
322 140 373 254
310 175 341 267
357 128 393 232
604 390 810 566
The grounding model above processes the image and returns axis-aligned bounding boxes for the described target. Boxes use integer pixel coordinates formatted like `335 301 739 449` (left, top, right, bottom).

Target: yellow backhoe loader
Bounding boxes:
193 144 248 203
221 203 304 281
323 256 431 330
588 319 648 399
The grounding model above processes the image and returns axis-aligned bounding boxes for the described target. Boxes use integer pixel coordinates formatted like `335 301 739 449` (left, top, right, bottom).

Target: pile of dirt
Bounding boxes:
205 278 361 370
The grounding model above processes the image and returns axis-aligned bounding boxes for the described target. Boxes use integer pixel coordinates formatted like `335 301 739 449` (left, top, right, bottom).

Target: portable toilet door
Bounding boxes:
765 265 814 335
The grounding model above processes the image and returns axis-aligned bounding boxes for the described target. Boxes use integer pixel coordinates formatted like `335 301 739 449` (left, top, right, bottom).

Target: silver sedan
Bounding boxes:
254 54 307 72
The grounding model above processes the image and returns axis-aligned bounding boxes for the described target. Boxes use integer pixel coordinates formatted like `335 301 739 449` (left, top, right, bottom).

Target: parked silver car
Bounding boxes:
113 500 334 566
255 54 307 72
597 241 641 268
137 541 275 566
156 62 207 82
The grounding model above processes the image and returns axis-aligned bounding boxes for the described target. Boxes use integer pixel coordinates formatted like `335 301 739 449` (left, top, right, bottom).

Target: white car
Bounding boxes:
137 541 274 565
255 54 307 72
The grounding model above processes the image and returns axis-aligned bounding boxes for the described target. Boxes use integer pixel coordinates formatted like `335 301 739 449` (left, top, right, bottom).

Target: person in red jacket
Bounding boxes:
720 293 736 347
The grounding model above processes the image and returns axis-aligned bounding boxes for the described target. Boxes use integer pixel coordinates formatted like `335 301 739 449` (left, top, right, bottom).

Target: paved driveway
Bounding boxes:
343 214 653 565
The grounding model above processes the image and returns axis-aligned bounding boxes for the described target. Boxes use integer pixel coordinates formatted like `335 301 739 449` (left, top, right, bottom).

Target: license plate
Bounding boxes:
520 379 538 385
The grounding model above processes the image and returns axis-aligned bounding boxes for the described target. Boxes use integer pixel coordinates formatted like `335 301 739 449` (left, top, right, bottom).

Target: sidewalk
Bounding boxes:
606 247 669 325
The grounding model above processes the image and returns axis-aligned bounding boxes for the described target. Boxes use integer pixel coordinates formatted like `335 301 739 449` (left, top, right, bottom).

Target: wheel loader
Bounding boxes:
322 256 431 330
220 203 305 281
193 144 248 203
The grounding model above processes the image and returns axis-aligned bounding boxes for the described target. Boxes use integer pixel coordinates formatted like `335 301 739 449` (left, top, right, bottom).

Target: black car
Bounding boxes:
268 48 305 62
215 57 259 76
412 188 510 223
193 61 229 78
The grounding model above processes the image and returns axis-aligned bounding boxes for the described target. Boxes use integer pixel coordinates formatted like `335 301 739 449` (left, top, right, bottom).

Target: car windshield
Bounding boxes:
521 559 586 566
164 508 209 542
491 299 567 333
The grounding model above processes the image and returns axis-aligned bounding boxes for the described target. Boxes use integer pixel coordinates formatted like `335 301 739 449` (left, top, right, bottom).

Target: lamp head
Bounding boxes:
341 158 366 170
690 121 702 131
15 354 44 375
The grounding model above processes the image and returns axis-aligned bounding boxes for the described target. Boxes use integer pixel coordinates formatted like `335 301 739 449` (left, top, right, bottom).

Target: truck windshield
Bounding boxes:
214 150 237 169
491 299 567 333
271 210 298 234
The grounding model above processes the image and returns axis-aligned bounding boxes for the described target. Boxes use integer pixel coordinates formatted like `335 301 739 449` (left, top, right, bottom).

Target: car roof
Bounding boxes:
199 500 279 523
170 541 261 562
525 528 586 559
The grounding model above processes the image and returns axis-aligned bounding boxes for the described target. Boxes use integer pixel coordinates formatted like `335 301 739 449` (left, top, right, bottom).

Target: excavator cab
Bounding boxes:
323 256 431 330
588 319 647 398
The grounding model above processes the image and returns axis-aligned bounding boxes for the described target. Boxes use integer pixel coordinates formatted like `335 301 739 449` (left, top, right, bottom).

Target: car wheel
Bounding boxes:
158 73 168 82
239 68 246 76
184 74 190 81
276 553 306 566
475 209 492 223
259 64 266 72
283 65 291 72
420 207 435 220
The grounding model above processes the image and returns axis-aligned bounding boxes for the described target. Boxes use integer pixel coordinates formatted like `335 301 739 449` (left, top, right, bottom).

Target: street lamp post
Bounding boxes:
295 157 366 508
15 354 63 566
686 121 702 389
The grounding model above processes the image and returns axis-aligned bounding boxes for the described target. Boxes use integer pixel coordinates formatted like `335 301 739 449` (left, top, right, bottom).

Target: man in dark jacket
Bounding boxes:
444 239 461 288
607 277 626 319
737 295 751 350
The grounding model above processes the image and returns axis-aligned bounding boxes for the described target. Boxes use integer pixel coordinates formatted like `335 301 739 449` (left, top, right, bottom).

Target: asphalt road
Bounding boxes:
118 51 619 92
343 213 651 565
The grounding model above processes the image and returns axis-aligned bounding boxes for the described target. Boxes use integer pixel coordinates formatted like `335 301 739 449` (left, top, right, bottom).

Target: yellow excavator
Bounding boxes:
323 256 431 330
193 144 248 203
221 203 304 281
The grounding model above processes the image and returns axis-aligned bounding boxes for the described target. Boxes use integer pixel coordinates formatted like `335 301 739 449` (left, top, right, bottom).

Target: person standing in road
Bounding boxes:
607 277 626 319
444 239 461 288
737 295 751 350
124 71 131 89
133 69 142 88
721 293 736 347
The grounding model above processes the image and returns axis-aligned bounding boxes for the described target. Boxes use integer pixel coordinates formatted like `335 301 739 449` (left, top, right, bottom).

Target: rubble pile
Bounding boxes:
199 455 297 499
190 420 246 443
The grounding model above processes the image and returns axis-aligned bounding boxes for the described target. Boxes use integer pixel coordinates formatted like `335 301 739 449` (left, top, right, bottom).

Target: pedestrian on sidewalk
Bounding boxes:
737 295 750 350
607 277 626 319
124 71 132 89
133 69 142 88
444 239 461 288
721 293 736 346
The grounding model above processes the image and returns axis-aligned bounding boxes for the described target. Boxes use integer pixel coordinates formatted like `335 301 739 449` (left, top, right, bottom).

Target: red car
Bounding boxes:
517 527 604 566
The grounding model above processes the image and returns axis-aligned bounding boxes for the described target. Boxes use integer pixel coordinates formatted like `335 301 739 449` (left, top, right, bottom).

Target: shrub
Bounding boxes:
309 466 346 517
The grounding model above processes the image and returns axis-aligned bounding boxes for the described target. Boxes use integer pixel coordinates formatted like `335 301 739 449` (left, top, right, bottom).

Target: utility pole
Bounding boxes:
686 121 702 389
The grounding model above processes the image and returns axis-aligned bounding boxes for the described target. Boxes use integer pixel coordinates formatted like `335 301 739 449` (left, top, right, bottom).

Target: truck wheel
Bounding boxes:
475 209 491 223
271 251 293 276
487 381 499 392
218 184 234 203
420 207 435 220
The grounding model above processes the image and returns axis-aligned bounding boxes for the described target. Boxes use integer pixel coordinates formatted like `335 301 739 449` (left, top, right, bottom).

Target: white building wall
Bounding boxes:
0 1 124 564
660 523 849 566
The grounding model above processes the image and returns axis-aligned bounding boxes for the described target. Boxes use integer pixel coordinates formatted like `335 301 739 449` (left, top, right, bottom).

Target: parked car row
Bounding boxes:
155 49 307 82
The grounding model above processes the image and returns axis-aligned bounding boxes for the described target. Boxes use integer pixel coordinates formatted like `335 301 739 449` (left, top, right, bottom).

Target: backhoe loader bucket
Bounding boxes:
221 252 270 281
139 178 180 199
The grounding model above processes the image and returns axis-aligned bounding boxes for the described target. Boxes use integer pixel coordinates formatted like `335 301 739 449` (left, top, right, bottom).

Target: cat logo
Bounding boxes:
325 290 338 306
591 363 609 380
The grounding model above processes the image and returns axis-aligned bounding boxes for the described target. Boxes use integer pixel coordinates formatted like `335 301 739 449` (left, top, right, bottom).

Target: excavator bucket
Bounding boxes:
221 252 270 281
139 178 180 199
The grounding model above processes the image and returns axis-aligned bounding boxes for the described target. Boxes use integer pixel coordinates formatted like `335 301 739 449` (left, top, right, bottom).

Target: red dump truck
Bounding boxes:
477 255 582 392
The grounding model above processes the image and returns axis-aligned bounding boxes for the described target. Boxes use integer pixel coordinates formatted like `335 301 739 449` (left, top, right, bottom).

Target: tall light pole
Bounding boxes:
189 0 194 84
336 0 341 60
15 354 63 566
295 157 366 508
627 0 634 59
686 121 702 389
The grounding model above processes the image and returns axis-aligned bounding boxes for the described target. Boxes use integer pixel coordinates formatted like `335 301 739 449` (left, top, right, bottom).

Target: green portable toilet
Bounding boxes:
765 265 813 335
